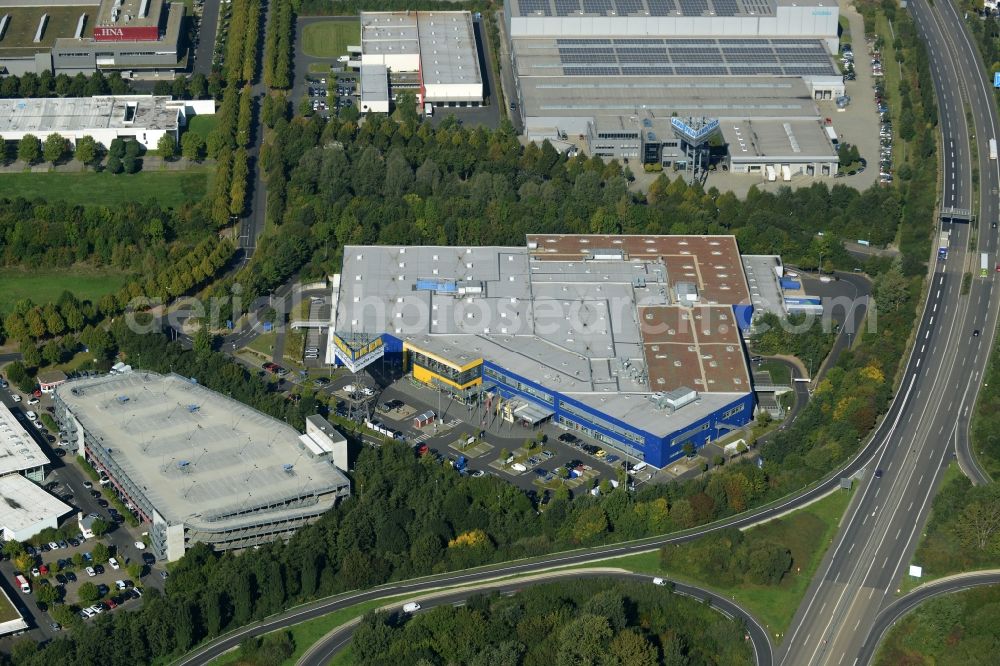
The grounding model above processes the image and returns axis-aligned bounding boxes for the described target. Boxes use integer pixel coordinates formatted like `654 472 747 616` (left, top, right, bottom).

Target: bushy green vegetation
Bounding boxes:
875 585 1000 665
353 579 752 666
972 300 1000 476
912 472 1000 577
0 70 131 98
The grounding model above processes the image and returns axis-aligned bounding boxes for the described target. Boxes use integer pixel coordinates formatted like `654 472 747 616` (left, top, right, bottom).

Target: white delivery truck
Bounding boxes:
990 138 997 160
424 102 433 116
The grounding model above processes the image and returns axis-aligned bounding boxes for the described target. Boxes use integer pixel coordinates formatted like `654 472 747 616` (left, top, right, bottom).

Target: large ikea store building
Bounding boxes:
329 234 759 468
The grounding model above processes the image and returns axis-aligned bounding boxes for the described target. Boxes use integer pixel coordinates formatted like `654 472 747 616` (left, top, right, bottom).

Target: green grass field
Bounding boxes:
187 115 220 139
586 487 854 636
301 21 360 58
0 169 213 208
0 268 128 314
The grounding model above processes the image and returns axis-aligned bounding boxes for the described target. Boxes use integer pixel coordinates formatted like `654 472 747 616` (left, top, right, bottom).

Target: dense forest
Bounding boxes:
351 579 753 666
913 473 1000 576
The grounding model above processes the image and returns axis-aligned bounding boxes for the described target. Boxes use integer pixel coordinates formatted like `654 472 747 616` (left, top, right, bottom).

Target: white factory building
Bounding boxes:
0 403 72 542
0 95 215 149
359 11 483 112
504 0 844 177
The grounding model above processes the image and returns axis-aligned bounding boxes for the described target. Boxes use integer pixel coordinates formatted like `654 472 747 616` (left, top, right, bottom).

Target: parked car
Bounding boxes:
109 557 120 570
85 566 96 577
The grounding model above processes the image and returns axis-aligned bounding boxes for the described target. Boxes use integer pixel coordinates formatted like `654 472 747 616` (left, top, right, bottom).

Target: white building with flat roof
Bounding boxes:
54 372 351 561
0 474 72 542
0 403 47 483
0 95 215 149
360 11 483 109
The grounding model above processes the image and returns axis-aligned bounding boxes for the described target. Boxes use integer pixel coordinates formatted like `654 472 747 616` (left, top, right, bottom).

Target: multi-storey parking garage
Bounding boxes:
54 372 351 561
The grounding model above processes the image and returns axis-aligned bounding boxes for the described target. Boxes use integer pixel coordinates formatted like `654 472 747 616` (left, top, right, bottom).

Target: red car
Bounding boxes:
38 565 49 575
416 444 429 456
32 389 41 398
106 598 118 609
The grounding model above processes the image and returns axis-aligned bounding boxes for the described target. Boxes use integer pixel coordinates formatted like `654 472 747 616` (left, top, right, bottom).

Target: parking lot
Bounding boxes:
0 382 165 644
360 378 637 499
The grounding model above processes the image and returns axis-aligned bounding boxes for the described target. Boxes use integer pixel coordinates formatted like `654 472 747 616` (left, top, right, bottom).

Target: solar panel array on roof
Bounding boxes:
647 0 677 13
552 37 837 77
555 0 582 14
583 0 614 14
678 0 709 14
614 0 647 14
520 0 553 15
712 0 739 15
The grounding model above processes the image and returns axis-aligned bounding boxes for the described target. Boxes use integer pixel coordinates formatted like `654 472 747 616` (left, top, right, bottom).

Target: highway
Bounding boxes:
167 4 1000 665
778 1 1000 664
295 571 773 666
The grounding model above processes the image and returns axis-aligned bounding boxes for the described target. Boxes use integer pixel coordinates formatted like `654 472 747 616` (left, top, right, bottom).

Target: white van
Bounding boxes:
510 463 527 473
402 602 421 613
652 577 667 586
25 411 37 421
631 462 648 473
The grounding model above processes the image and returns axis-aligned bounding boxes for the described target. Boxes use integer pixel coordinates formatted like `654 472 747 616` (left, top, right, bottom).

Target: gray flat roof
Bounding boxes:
0 474 71 535
722 118 837 160
515 37 838 78
56 372 349 529
519 75 819 120
360 11 481 87
417 12 481 87
741 254 786 316
0 95 179 134
0 404 48 477
335 236 754 435
360 64 389 102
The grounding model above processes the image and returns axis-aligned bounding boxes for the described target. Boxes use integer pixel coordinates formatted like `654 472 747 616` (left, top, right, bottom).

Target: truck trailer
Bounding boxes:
982 252 989 278
990 138 997 160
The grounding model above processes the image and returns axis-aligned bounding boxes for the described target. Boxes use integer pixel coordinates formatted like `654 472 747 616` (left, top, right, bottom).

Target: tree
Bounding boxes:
42 340 62 365
90 518 110 538
107 155 124 174
18 134 41 164
20 343 41 369
74 135 98 166
607 629 659 666
955 485 1000 553
43 133 67 164
2 540 24 559
193 327 215 355
157 133 177 160
181 132 205 161
35 582 60 607
556 614 613 666
91 542 111 564
78 582 103 605
5 360 34 393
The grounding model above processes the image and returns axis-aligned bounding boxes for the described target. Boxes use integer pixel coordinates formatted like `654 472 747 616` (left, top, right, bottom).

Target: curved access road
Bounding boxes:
296 570 773 666
857 570 1000 665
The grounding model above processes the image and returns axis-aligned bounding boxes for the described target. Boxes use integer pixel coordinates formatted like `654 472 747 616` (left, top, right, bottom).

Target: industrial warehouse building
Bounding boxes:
359 10 483 112
0 403 72 541
329 235 758 468
54 372 352 562
504 0 843 176
0 94 214 149
0 0 185 76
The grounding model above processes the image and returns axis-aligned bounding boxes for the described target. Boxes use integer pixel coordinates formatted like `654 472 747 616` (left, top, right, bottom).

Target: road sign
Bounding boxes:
994 72 1000 88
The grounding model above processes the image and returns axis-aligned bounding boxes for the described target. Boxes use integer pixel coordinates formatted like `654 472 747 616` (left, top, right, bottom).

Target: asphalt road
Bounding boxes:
192 0 221 77
856 571 1000 664
297 571 774 666
778 2 1000 664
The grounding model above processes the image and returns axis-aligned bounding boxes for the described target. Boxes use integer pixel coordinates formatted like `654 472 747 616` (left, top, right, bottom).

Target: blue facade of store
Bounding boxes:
482 360 754 468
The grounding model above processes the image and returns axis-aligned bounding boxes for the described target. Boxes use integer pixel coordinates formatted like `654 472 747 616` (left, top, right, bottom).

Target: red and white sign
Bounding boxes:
93 25 159 41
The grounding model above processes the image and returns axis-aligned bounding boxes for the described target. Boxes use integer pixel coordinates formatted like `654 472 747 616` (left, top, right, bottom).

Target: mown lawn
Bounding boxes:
0 268 129 314
301 21 360 58
0 168 213 208
187 115 220 139
587 486 854 637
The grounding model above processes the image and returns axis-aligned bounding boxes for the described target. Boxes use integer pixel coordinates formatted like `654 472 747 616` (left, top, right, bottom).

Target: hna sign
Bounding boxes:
811 9 833 15
93 25 159 41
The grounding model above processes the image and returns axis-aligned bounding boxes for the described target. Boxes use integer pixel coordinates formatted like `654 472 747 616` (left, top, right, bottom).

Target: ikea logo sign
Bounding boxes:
812 9 833 15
